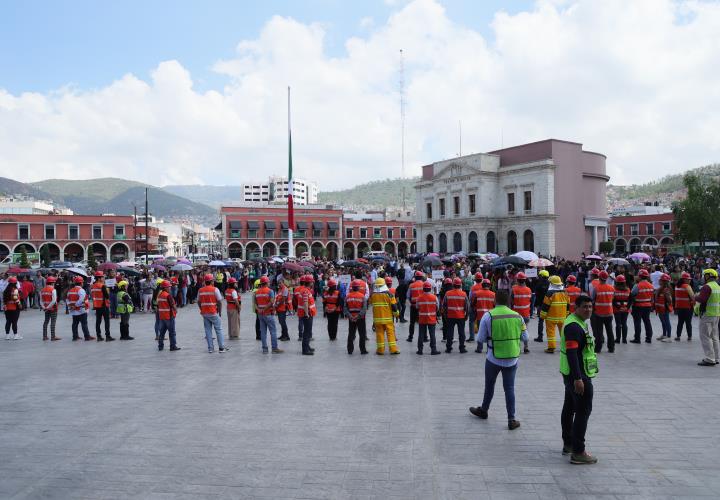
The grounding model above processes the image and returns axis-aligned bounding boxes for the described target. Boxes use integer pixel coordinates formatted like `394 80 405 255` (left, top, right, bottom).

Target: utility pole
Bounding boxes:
133 204 137 262
144 187 149 264
459 120 462 157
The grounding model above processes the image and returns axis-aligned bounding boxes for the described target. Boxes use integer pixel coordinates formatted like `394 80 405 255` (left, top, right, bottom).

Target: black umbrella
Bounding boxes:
118 267 143 277
342 260 369 269
491 256 526 269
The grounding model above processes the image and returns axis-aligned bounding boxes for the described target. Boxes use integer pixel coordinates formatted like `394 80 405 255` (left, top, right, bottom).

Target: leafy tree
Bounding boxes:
40 245 51 267
598 241 614 254
673 173 720 249
87 246 97 270
18 248 30 268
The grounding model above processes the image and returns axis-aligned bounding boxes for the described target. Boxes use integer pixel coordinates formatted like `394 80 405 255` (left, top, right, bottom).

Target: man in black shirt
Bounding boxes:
560 294 598 464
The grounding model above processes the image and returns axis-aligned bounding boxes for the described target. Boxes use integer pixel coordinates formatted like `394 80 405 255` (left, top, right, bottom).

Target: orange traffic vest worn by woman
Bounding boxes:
40 286 57 312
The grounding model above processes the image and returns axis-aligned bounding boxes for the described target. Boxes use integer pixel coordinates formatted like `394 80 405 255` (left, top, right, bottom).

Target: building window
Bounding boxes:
662 222 671 234
453 196 460 216
400 228 407 239
468 231 478 252
346 227 353 239
453 232 462 252
360 228 367 239
426 203 433 220
230 229 241 238
413 228 416 238
68 224 79 240
523 229 534 252
313 229 322 238
265 230 275 239
92 225 102 239
439 233 447 253
616 225 624 237
328 229 337 238
646 223 654 235
630 224 639 236
469 194 476 215
439 198 446 218
524 191 532 213
114 225 125 238
387 228 394 239
44 224 55 240
486 231 496 253
18 224 29 240
507 193 515 214
373 228 382 239
507 230 518 254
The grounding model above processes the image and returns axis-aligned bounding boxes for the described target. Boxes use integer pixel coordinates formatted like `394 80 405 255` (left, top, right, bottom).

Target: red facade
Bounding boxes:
609 212 675 253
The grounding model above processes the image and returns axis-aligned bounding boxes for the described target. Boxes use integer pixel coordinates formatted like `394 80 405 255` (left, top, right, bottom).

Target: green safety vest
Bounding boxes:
116 290 134 314
705 281 720 317
487 305 522 359
560 314 598 378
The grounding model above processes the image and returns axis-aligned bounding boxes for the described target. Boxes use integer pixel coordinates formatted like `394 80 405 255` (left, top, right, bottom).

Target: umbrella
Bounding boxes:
98 262 119 271
585 254 602 261
284 262 308 273
357 258 369 264
427 252 439 257
528 258 554 268
116 261 135 267
485 253 499 260
208 260 226 267
300 260 316 268
607 257 630 266
118 267 142 277
171 263 193 271
177 258 192 265
49 261 73 269
150 263 166 271
491 255 527 267
270 256 284 263
6 266 25 274
67 267 88 277
341 260 369 269
629 252 651 262
422 255 442 267
514 251 539 262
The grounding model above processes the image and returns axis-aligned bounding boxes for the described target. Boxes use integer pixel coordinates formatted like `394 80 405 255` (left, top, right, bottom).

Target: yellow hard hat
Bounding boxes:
155 278 164 285
253 279 261 288
118 280 128 289
549 275 562 285
539 270 549 278
374 277 386 287
703 268 718 278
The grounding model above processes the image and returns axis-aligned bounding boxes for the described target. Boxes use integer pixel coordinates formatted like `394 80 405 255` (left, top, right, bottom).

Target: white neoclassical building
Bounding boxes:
415 139 609 258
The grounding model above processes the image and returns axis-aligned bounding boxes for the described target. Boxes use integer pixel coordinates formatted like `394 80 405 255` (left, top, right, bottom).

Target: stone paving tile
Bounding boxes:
2 304 720 499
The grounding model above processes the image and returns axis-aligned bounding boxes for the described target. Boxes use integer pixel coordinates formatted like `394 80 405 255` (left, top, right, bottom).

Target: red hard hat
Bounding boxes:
474 272 483 280
591 268 600 275
7 276 17 284
661 273 671 282
384 277 392 286
516 272 526 280
204 273 214 282
161 280 172 288
638 269 649 278
422 281 432 290
566 275 577 283
227 277 237 284
599 270 609 280
443 278 452 285
94 271 104 277
681 272 691 280
73 276 84 284
328 279 338 287
482 279 491 286
452 277 462 286
259 276 270 285
170 276 178 283
350 279 364 289
46 276 57 283
615 275 626 283
304 274 314 282
414 270 424 278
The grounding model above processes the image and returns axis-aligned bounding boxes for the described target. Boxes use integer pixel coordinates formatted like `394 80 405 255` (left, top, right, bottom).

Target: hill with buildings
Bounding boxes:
318 177 420 209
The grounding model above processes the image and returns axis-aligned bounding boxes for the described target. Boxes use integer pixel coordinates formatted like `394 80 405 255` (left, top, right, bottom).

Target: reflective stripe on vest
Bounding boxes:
705 281 720 317
225 289 239 310
198 286 218 315
487 306 522 359
67 287 86 311
593 284 614 316
511 285 532 318
613 289 630 313
41 286 57 312
567 286 581 313
157 291 173 320
255 288 274 315
634 281 654 306
445 290 467 319
475 291 495 315
409 281 424 306
674 285 692 309
323 290 339 313
91 283 108 309
417 294 437 324
346 293 364 320
370 292 393 324
560 314 598 378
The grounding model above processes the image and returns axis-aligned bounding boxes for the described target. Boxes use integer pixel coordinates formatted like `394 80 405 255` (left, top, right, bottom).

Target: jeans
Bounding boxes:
95 307 110 336
277 311 289 338
632 307 653 341
418 323 438 353
614 312 628 342
297 314 304 339
481 359 517 420
203 314 225 350
259 314 278 350
676 309 692 339
181 286 188 306
561 375 593 454
158 318 177 349
347 317 367 354
658 311 672 337
301 316 313 353
71 313 91 339
445 318 466 351
109 292 117 318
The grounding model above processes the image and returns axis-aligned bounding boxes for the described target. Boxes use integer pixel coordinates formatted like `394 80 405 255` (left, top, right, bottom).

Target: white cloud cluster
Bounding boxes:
1 0 719 188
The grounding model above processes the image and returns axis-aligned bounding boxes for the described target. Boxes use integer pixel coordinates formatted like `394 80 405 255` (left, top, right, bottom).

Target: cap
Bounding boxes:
681 272 691 280
539 270 549 278
259 276 270 285
422 281 432 290
638 269 650 278
227 277 237 284
516 272 526 280
549 275 562 286
94 271 104 277
474 272 483 280
73 276 84 284
660 273 671 282
452 277 462 286
566 275 577 283
615 275 626 283
599 270 609 280
204 273 214 282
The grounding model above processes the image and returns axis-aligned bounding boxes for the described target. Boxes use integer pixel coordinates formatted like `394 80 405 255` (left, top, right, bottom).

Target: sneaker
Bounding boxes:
660 337 672 343
674 337 681 342
524 347 530 354
12 334 22 340
4 334 10 340
562 444 572 455
469 407 488 419
272 348 284 353
219 347 230 353
262 348 269 354
655 336 665 341
208 348 215 353
508 420 521 430
570 451 598 464
533 337 544 343
544 348 555 353
169 346 181 351
697 359 716 366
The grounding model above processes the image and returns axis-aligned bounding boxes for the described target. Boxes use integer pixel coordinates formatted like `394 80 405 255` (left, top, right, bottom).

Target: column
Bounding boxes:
592 225 598 253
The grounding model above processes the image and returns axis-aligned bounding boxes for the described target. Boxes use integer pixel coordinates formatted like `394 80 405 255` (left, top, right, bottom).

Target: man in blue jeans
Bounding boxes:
253 276 284 354
197 274 229 353
469 289 528 430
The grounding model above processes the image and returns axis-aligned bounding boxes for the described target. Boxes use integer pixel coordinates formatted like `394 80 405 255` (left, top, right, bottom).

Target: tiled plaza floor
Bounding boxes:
1 297 720 499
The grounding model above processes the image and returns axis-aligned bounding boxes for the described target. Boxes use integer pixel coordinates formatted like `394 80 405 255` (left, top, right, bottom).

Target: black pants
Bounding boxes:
593 315 614 352
632 307 653 341
398 297 407 321
4 310 19 334
676 309 693 339
613 312 628 343
95 307 110 336
561 375 593 455
43 310 58 338
445 318 466 351
72 313 91 339
277 311 289 338
301 316 313 354
347 318 367 354
327 312 340 340
407 307 419 340
255 314 261 340
418 323 438 353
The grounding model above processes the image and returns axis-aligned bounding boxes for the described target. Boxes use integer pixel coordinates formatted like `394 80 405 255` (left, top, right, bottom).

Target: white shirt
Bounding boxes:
70 288 88 316
650 271 663 290
43 289 58 310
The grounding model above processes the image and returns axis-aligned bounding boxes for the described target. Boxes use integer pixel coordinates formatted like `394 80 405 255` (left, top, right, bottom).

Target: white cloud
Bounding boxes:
1 0 720 188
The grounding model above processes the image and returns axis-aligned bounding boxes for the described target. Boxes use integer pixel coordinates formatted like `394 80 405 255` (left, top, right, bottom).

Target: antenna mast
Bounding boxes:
400 48 406 210
459 120 462 157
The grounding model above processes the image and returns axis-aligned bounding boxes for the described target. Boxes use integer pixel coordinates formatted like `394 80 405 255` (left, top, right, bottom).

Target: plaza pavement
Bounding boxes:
1 297 720 500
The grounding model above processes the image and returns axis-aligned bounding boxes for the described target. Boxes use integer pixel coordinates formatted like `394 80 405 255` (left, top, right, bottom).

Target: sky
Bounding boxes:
1 0 719 189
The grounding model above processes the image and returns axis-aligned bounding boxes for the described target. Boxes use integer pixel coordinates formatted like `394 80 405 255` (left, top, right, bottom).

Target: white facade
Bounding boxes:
0 198 73 215
242 176 318 205
415 153 556 256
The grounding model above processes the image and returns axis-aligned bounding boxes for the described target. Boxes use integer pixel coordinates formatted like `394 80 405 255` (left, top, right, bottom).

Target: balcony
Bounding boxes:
113 234 127 240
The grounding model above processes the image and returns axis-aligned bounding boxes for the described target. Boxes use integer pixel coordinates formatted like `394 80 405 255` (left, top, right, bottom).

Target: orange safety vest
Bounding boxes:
417 292 438 325
388 287 396 298
613 288 630 314
40 285 57 312
409 280 425 307
255 286 275 316
4 288 20 311
655 289 674 314
566 285 581 313
67 286 87 311
345 291 365 321
91 282 109 309
292 285 305 310
674 284 693 309
198 285 219 315
323 289 340 314
593 283 615 316
225 288 240 310
157 290 175 320
634 281 654 308
275 285 291 313
444 289 467 319
511 285 532 318
474 289 495 319
470 282 484 299
589 278 600 295
297 288 316 318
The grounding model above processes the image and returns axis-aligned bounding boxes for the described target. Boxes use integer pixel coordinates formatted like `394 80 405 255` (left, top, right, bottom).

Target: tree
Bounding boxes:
18 248 30 269
598 241 614 254
40 245 51 267
87 245 97 270
673 173 720 249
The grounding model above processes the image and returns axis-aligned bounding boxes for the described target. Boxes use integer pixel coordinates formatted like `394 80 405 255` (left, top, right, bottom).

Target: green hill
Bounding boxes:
0 177 53 199
31 178 148 202
319 177 420 208
607 164 720 206
162 185 243 208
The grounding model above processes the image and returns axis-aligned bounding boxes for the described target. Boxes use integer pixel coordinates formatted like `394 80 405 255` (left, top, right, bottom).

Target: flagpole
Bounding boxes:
287 86 295 258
